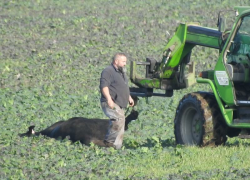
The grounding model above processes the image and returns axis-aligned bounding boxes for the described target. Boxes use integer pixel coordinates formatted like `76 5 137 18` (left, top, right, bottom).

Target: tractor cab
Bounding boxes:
223 12 250 104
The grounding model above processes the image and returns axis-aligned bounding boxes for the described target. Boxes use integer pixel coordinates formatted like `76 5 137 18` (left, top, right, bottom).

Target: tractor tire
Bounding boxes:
174 92 227 146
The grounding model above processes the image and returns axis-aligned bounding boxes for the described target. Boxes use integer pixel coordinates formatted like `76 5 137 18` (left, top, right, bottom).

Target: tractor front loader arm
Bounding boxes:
130 23 221 97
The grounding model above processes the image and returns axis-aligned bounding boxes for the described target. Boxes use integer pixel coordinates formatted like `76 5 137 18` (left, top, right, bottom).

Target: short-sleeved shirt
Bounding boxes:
100 64 130 108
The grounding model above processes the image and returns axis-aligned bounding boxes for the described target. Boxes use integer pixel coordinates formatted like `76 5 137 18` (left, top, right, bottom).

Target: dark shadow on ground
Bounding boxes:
224 137 250 147
123 137 176 149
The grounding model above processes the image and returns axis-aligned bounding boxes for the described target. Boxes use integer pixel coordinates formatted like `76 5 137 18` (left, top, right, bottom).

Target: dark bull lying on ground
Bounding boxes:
19 109 139 148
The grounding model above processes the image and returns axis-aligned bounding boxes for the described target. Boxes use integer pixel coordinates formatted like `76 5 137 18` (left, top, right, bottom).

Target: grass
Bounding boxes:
1 0 250 179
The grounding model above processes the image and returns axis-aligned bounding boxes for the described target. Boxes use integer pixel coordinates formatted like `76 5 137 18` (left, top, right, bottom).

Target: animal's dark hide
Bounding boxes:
19 110 138 147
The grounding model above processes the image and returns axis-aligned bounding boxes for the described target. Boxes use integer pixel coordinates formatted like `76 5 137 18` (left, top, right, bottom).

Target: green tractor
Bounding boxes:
130 7 250 146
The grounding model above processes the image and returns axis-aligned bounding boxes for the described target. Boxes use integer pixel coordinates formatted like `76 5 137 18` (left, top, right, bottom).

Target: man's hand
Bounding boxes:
107 98 115 109
102 87 115 109
129 95 134 107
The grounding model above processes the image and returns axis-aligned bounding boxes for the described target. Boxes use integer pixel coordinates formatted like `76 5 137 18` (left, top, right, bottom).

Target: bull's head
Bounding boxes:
19 125 36 137
125 109 139 130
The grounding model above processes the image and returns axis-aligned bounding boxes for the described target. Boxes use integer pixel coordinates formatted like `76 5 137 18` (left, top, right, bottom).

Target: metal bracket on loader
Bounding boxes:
129 58 196 98
129 87 173 97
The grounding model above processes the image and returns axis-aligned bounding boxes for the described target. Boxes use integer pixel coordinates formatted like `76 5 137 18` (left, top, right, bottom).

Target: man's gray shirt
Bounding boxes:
100 64 130 108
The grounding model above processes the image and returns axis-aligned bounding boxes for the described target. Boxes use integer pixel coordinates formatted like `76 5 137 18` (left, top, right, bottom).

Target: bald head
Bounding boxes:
112 53 127 70
112 53 127 63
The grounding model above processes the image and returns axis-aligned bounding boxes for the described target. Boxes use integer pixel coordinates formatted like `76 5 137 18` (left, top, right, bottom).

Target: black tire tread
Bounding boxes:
174 92 227 146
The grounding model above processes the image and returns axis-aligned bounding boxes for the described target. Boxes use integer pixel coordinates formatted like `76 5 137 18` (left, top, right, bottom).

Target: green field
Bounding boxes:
1 0 250 179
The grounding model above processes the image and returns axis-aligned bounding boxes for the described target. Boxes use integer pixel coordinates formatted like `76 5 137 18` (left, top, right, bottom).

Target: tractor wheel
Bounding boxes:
174 92 227 146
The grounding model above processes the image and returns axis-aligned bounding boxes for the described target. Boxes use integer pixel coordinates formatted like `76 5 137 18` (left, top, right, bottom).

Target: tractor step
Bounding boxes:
234 119 250 123
238 134 250 139
234 107 250 124
237 101 250 105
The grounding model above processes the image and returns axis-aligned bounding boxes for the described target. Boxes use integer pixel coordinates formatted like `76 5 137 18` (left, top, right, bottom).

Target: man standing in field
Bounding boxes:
100 53 134 149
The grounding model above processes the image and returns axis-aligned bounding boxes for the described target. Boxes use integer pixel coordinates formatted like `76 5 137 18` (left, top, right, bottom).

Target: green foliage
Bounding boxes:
1 0 250 179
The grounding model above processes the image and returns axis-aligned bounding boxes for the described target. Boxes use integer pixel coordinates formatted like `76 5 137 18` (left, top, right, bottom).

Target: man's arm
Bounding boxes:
102 86 115 109
100 68 114 109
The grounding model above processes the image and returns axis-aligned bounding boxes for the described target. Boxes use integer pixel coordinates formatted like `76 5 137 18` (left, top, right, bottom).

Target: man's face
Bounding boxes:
115 55 127 68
